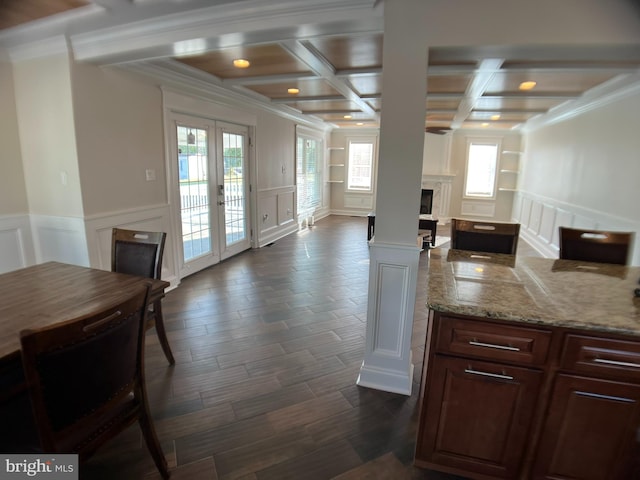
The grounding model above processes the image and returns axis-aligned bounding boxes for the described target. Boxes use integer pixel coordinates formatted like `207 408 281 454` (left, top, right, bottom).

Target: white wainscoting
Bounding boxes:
257 186 298 247
344 193 374 210
461 201 496 218
0 214 36 274
31 214 90 267
513 191 640 265
84 204 178 288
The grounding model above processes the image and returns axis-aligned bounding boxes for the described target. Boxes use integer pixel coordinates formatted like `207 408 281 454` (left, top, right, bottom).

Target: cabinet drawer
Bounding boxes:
436 316 551 366
561 334 640 381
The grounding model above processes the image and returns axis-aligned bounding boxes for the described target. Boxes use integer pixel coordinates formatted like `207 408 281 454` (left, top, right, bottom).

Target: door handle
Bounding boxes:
218 201 225 205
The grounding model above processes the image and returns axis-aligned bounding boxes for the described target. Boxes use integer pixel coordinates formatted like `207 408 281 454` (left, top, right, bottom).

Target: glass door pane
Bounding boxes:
222 132 246 246
177 125 212 262
217 125 250 260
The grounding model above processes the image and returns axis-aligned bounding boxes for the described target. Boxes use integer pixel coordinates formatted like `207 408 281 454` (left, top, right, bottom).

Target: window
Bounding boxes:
464 140 499 198
347 138 376 192
296 129 322 216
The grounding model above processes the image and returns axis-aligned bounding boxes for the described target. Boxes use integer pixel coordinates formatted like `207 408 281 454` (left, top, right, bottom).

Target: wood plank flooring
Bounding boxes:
82 216 539 479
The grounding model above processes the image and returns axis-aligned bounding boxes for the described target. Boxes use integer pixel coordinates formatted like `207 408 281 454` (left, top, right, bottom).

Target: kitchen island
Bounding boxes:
415 248 640 480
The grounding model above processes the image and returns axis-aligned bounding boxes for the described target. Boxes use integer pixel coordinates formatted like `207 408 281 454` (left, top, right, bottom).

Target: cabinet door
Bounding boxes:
416 355 543 478
532 374 640 480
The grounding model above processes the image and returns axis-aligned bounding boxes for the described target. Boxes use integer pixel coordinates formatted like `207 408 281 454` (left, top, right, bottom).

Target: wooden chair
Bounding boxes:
559 227 634 265
112 228 175 365
19 285 170 479
450 218 520 255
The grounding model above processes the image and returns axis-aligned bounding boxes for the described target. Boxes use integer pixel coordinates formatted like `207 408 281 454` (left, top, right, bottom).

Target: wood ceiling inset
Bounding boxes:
0 0 89 30
307 33 383 71
176 44 312 79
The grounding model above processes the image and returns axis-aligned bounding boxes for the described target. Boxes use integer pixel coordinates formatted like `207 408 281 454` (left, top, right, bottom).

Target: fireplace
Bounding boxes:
421 174 454 221
420 189 433 215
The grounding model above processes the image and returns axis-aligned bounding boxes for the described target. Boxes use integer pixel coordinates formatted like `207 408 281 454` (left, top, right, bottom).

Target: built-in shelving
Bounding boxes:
328 146 345 184
498 150 520 192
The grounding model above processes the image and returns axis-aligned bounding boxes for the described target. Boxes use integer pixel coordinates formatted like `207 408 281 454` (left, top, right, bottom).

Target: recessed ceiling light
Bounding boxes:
481 123 490 127
356 123 364 126
287 88 300 94
519 81 537 91
343 115 352 119
490 114 501 120
232 58 250 68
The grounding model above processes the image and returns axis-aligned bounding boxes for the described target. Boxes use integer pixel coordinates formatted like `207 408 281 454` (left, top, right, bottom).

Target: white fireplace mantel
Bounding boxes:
422 173 455 222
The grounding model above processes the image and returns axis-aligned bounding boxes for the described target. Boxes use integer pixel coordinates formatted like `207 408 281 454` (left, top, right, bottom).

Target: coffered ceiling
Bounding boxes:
2 0 640 132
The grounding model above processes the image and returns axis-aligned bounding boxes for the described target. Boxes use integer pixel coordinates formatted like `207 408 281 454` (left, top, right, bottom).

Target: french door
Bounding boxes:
173 118 250 278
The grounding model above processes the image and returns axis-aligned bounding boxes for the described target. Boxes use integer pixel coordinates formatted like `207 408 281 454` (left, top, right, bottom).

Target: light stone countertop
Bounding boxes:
426 248 640 337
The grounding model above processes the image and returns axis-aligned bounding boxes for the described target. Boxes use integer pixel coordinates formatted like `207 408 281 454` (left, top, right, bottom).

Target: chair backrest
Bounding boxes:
559 227 634 265
450 218 521 255
112 228 166 280
19 285 151 453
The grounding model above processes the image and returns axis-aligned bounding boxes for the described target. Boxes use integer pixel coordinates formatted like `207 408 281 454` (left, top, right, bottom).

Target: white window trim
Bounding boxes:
345 135 378 193
463 136 502 200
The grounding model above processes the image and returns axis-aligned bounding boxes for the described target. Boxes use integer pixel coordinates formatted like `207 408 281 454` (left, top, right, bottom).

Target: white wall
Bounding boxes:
516 86 640 265
0 57 34 273
0 57 29 216
71 62 167 216
12 54 84 218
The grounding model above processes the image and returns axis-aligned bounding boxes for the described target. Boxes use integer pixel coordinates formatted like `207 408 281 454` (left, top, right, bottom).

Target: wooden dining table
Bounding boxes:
0 261 170 452
0 261 169 361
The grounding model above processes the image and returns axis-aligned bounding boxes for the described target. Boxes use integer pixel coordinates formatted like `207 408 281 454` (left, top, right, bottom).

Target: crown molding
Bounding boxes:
523 71 640 132
71 0 382 64
121 59 330 131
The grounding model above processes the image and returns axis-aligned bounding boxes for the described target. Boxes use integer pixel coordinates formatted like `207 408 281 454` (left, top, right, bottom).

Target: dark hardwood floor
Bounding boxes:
83 216 538 479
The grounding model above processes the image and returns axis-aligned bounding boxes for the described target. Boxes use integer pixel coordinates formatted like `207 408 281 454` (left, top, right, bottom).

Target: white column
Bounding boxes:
357 0 428 396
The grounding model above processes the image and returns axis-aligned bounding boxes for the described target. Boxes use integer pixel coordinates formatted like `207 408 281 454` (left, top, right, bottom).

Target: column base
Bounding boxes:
356 358 414 396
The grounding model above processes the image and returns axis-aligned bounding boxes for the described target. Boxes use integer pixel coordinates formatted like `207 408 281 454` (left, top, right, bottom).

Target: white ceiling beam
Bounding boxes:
280 39 378 118
451 58 504 129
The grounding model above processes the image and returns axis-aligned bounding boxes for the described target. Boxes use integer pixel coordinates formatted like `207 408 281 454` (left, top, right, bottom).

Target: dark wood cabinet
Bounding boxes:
418 355 543 478
416 312 640 480
532 374 640 480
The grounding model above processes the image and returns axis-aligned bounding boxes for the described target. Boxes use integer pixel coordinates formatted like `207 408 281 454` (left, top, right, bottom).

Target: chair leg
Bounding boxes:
138 409 170 479
152 301 175 365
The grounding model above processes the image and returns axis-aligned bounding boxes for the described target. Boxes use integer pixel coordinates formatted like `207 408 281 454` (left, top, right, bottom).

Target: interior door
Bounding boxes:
216 122 250 260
